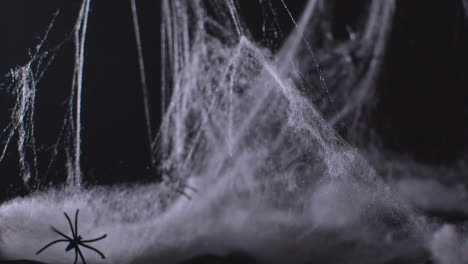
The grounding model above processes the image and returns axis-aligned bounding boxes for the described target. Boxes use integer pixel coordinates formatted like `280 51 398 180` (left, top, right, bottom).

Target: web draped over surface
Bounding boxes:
0 1 468 264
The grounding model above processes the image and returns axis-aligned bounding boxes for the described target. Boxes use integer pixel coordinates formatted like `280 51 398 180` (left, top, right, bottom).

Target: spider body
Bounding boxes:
65 236 81 251
36 209 107 264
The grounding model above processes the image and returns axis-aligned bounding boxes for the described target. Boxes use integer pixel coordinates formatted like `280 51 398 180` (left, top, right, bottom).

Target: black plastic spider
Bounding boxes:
36 209 107 264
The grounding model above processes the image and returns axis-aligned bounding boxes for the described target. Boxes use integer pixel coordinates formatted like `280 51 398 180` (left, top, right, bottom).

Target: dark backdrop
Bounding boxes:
0 0 467 201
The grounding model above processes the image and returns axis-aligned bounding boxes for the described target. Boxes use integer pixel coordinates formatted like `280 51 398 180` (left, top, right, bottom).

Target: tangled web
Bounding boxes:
0 1 468 263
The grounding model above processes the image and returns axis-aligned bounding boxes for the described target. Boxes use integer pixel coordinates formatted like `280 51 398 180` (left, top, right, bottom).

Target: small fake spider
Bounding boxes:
36 209 107 264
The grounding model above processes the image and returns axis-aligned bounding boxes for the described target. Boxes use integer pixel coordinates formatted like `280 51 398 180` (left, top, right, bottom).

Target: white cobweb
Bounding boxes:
0 0 467 263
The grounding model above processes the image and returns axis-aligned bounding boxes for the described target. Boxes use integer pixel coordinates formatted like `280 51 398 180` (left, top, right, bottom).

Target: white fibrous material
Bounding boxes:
0 0 467 263
1 64 38 185
67 0 91 188
430 225 468 264
0 14 59 188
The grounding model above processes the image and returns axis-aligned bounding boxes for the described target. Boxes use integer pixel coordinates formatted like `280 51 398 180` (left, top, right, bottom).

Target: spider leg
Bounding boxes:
36 239 69 255
182 183 198 192
74 248 78 264
64 211 76 238
75 209 80 236
79 243 106 259
77 246 87 264
175 189 192 200
51 226 72 240
81 234 107 243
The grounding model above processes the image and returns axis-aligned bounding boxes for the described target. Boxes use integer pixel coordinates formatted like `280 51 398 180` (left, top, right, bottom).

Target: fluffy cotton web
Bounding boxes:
0 14 59 189
0 0 467 264
0 0 90 190
158 0 377 202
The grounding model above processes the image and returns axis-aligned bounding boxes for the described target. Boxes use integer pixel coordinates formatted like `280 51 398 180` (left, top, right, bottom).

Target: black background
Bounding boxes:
0 0 467 201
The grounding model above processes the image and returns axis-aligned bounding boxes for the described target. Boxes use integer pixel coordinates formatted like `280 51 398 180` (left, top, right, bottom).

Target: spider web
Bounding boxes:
0 1 468 263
